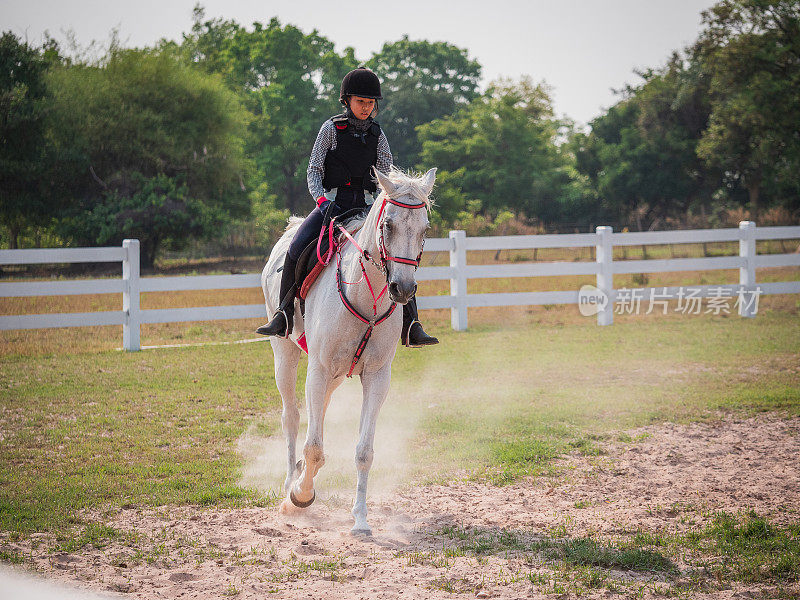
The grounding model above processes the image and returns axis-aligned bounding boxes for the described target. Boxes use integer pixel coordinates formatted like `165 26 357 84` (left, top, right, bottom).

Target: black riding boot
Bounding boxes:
256 253 297 337
401 296 439 347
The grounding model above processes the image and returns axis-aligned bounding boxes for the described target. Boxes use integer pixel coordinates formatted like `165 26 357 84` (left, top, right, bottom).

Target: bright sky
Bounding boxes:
3 0 717 126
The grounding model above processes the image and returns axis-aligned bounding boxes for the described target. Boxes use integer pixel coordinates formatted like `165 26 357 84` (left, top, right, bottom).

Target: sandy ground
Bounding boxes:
2 414 799 599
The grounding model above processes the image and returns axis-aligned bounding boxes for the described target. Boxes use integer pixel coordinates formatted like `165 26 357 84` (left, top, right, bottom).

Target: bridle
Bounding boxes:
374 196 427 271
322 194 428 377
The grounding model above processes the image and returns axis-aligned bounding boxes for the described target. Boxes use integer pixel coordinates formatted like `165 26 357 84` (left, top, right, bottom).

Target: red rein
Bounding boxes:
320 195 427 377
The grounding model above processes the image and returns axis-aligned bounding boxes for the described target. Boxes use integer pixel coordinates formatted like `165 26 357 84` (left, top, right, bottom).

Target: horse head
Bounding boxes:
373 167 436 304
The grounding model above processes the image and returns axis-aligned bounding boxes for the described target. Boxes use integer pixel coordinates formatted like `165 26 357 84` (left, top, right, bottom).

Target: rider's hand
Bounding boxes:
316 196 331 213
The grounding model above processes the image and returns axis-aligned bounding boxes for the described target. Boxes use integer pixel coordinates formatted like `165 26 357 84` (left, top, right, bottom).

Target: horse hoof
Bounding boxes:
289 488 315 508
278 498 304 515
350 527 372 537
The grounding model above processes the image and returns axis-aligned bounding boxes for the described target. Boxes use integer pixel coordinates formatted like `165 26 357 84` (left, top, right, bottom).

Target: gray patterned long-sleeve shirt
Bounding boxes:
306 119 393 201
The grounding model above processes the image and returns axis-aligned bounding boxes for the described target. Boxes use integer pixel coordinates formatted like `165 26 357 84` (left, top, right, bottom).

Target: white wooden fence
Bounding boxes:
1 221 798 351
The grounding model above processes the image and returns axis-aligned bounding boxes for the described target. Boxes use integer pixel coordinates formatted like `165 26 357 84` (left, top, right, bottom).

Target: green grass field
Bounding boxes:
1 308 798 536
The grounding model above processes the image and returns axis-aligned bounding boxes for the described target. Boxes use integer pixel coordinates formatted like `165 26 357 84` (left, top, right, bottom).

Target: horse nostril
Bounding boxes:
389 282 400 298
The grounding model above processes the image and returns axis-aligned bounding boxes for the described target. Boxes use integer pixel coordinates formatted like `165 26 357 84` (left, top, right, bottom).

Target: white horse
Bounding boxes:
260 167 436 534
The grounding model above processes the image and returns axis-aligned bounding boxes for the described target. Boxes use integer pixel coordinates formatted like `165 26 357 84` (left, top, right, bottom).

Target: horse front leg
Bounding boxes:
286 360 339 509
352 362 392 535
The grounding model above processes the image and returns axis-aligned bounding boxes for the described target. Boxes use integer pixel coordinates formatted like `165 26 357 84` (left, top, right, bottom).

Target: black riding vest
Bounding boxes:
322 114 381 196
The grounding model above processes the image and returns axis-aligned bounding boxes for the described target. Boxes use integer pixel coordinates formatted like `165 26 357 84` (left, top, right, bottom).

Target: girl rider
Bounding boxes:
256 66 438 348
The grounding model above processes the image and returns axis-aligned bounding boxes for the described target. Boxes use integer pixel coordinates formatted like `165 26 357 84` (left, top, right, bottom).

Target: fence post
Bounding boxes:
122 239 141 351
449 230 468 331
595 226 614 326
738 220 757 318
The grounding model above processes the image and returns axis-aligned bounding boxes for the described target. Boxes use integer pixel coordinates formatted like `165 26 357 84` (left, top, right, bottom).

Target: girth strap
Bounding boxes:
350 325 374 378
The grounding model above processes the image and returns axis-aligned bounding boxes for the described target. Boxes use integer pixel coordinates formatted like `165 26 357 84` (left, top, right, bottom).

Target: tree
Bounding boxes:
418 77 584 225
574 97 649 228
635 56 720 213
82 173 223 265
367 36 481 167
693 0 800 219
572 51 731 231
176 6 356 215
0 31 60 248
48 47 252 267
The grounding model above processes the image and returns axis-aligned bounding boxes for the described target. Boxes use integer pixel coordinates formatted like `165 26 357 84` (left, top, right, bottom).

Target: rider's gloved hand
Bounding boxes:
316 196 331 213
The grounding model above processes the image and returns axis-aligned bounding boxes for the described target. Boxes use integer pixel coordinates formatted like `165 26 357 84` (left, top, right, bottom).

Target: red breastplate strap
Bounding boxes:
337 251 397 377
334 195 428 378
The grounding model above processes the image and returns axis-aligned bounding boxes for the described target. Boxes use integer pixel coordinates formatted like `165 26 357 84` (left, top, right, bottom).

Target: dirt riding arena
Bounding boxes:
4 413 798 599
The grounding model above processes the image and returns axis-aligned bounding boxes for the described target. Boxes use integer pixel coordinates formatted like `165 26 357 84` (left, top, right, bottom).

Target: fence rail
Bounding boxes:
1 221 798 351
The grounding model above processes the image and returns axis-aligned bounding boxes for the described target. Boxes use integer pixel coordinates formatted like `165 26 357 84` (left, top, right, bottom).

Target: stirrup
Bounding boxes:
276 309 291 339
255 309 290 338
403 320 439 348
403 320 416 347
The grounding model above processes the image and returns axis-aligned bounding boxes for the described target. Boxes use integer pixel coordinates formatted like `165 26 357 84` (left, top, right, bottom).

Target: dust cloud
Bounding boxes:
0 565 121 600
237 377 421 502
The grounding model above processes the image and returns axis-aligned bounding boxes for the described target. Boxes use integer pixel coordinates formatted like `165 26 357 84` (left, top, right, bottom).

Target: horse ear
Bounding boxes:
421 167 437 196
373 168 398 197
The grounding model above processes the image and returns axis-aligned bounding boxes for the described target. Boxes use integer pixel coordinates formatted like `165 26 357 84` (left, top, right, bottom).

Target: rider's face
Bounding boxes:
348 96 375 120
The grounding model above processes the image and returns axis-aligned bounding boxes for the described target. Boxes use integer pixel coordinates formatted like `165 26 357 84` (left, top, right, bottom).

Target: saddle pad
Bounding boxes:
296 332 308 354
299 261 327 300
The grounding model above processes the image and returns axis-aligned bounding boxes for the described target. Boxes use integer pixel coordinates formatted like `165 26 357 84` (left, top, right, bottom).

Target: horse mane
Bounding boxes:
375 166 434 210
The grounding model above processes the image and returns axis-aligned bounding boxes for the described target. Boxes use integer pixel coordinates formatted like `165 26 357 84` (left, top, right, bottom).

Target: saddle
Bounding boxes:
294 207 368 310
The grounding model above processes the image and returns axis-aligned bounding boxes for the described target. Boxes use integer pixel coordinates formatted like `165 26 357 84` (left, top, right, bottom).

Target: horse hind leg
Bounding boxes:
271 338 302 497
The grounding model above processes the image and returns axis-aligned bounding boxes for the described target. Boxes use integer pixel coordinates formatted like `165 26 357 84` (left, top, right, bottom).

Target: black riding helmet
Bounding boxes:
339 66 382 104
